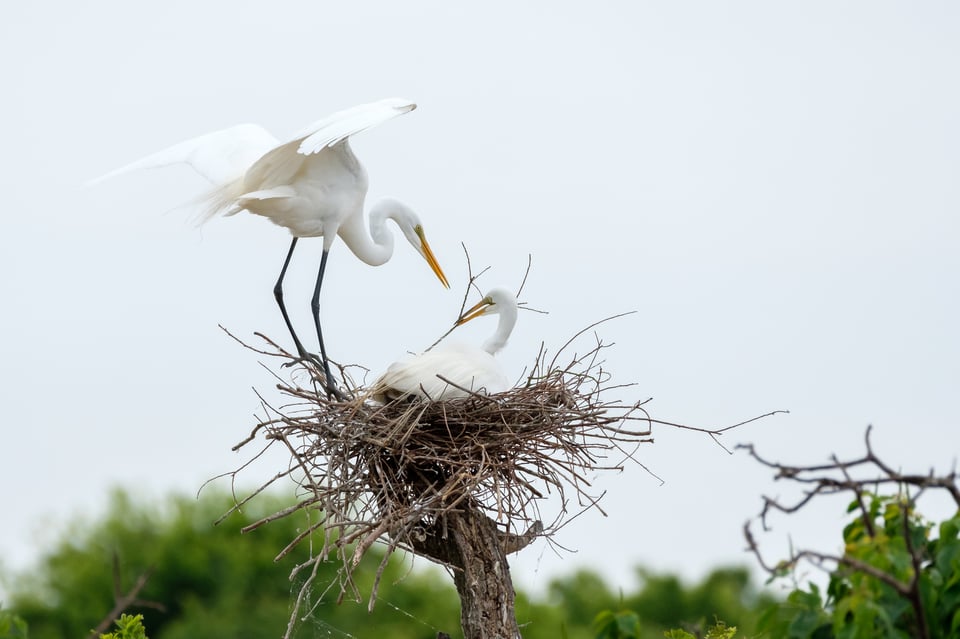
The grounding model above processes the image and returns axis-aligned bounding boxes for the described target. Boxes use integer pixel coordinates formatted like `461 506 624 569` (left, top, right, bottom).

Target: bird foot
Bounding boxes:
325 384 347 402
284 351 347 401
282 350 324 370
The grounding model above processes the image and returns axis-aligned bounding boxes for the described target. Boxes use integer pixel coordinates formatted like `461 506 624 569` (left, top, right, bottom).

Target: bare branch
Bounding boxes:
743 428 959 639
87 553 165 639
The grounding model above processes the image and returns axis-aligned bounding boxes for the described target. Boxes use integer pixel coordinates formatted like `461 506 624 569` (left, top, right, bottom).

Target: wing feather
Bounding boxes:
240 97 416 197
87 123 279 186
295 97 416 155
375 343 508 401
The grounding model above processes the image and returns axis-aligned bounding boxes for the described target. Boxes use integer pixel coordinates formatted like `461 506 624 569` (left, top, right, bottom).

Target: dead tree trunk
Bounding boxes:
447 509 519 639
411 505 538 639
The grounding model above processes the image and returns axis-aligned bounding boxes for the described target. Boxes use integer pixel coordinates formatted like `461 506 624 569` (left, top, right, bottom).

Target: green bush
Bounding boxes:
757 495 960 639
99 614 148 639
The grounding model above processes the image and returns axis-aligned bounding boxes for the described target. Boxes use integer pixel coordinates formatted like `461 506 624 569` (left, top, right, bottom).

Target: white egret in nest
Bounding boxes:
91 97 450 397
374 288 518 401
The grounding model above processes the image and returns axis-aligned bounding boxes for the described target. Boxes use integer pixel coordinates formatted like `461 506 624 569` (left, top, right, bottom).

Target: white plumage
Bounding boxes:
88 122 279 187
91 97 449 396
374 288 518 401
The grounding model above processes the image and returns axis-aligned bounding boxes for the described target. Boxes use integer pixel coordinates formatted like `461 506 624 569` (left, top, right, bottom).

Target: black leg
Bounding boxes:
274 237 311 358
310 249 344 400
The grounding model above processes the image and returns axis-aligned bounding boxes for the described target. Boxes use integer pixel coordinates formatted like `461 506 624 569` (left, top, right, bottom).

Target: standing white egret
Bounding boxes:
91 98 450 397
374 288 518 401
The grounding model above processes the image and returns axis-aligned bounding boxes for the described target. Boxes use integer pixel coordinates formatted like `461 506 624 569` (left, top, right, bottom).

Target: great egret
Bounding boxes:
374 288 518 401
91 97 450 397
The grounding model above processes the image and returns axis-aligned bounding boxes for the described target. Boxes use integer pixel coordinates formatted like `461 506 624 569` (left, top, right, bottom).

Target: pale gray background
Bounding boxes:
2 0 958 606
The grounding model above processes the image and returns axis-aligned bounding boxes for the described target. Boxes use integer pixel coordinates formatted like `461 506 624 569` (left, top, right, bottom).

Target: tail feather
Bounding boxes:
191 178 247 226
191 183 297 226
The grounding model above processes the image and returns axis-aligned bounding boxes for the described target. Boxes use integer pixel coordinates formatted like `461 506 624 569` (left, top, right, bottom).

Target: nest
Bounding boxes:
221 321 655 611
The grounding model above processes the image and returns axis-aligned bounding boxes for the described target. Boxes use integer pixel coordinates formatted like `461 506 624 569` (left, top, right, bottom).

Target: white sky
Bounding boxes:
2 0 959 605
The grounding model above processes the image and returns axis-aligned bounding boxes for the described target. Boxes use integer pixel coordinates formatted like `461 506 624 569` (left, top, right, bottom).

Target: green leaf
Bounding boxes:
98 614 147 639
616 611 640 637
704 621 737 639
940 515 960 543
592 610 640 639
0 609 29 639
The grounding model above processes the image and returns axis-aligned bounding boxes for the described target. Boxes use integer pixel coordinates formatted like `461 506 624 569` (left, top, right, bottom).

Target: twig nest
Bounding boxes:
253 339 649 537
227 329 654 609
221 319 776 623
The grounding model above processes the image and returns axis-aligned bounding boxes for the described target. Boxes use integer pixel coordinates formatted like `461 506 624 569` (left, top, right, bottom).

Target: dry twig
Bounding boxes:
86 552 165 639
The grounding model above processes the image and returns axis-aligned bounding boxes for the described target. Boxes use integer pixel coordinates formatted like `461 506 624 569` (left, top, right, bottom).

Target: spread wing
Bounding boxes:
241 97 416 190
296 97 416 155
87 123 280 186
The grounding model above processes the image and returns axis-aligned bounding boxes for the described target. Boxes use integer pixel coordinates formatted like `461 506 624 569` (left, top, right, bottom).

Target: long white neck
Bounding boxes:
335 199 405 267
482 302 518 355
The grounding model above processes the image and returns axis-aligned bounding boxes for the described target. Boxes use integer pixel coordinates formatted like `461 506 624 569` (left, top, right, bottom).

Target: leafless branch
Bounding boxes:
86 553 165 639
742 426 959 639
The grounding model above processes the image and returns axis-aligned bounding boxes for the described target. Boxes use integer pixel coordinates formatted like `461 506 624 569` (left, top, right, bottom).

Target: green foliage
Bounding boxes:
4 488 773 638
6 488 460 639
99 613 147 639
704 621 738 639
591 610 742 639
0 608 29 639
662 621 738 639
592 609 640 639
519 566 770 639
756 583 830 638
757 495 960 639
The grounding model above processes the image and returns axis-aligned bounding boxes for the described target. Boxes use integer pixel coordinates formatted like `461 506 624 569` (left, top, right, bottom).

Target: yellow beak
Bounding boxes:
456 297 492 326
417 230 449 288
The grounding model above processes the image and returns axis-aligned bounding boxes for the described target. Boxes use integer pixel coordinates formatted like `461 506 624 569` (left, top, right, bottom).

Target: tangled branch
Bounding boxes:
221 325 654 606
741 425 960 639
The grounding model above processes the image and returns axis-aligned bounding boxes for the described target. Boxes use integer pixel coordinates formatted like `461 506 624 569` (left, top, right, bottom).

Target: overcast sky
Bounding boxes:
3 0 958 611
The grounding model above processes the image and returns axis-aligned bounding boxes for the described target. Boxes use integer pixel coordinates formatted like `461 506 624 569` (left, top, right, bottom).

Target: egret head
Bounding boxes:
455 288 519 355
409 223 449 289
373 198 450 288
456 288 517 325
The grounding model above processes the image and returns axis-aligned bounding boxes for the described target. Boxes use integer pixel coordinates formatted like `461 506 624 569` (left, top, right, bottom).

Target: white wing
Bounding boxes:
240 98 416 191
295 97 416 155
88 99 413 189
87 123 279 186
375 343 509 401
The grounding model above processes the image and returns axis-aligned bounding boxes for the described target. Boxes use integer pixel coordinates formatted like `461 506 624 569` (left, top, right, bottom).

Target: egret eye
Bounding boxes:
374 288 519 401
